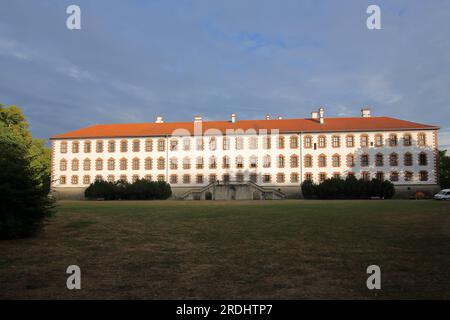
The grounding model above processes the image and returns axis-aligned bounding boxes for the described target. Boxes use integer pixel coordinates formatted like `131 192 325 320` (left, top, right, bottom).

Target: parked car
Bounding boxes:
433 189 450 200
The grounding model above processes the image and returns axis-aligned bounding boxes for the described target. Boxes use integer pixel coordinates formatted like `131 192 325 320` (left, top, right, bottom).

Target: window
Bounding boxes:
196 138 203 151
72 141 79 153
183 157 191 170
170 139 178 151
107 158 115 171
95 158 103 171
263 155 271 168
119 175 127 182
132 175 139 183
346 135 355 148
222 156 230 169
82 158 91 171
72 159 79 171
375 153 384 167
304 155 313 168
332 135 340 148
263 136 271 149
277 155 285 168
108 140 115 153
95 175 103 182
60 159 67 171
249 137 258 149
262 174 271 183
390 172 399 182
249 173 257 183
318 135 326 148
96 141 103 153
145 139 153 152
132 140 140 152
71 175 78 185
360 135 369 148
404 171 413 182
83 175 90 184
319 173 327 183
196 157 204 169
362 171 370 181
209 174 217 183
249 156 257 168
361 154 369 167
157 157 165 170
84 141 91 153
276 173 285 183
304 136 312 148
157 175 165 182
120 158 127 170
209 137 217 151
223 174 230 183
291 173 299 183
305 173 313 182
107 175 115 183
404 153 413 166
418 133 427 146
120 140 128 152
332 154 340 167
170 157 178 170
196 174 204 184
290 136 299 149
318 155 327 168
209 156 217 169
60 175 66 185
236 173 244 182
170 175 178 184
290 155 299 168
375 134 383 147
389 153 398 166
333 173 341 179
235 137 244 150
223 137 230 150
403 134 412 146
236 156 244 168
182 174 190 184
346 154 355 167
145 157 153 170
376 172 384 181
132 158 140 170
420 171 429 181
157 139 165 152
144 175 152 181
277 136 285 149
182 138 190 151
419 152 428 166
389 134 398 147
60 142 68 153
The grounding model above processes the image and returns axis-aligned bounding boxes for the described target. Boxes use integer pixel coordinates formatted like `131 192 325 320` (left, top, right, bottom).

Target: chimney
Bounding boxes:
194 115 202 123
265 114 271 120
318 107 325 124
361 107 372 118
277 115 283 120
311 111 319 120
155 116 164 123
231 113 236 123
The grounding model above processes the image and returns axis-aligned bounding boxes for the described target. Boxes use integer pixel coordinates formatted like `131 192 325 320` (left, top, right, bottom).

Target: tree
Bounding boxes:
0 104 53 238
438 150 450 189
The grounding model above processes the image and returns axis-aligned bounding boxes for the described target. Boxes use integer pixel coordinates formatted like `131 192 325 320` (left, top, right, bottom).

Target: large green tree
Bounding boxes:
0 104 53 238
439 150 450 189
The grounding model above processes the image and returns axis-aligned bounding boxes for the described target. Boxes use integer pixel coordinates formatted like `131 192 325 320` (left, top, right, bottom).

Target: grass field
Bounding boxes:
1 200 449 299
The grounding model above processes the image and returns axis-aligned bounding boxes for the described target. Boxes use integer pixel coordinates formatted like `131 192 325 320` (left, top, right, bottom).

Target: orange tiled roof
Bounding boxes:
51 117 438 139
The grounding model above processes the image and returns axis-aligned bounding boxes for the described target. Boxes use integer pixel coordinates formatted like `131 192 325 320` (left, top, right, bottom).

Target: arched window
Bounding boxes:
290 155 299 168
318 154 327 168
71 175 79 185
132 157 140 170
60 159 67 171
170 139 178 151
375 153 384 167
249 155 257 168
222 137 230 150
303 135 312 148
235 137 244 150
403 133 412 146
389 134 398 147
389 153 398 166
157 139 165 152
404 171 413 182
360 134 369 148
277 155 285 168
419 152 428 166
304 154 313 168
183 157 191 170
404 153 413 166
60 141 68 153
332 135 340 148
263 136 271 149
346 154 355 167
196 157 204 169
236 156 244 168
276 173 285 183
209 137 217 151
170 157 178 170
360 154 369 167
84 141 91 153
71 159 79 171
120 140 128 152
222 156 230 169
346 135 355 148
72 141 79 153
144 157 153 170
263 155 271 168
132 139 140 152
374 134 383 147
107 158 115 171
120 158 127 170
83 158 91 171
108 140 115 153
290 135 299 149
332 154 340 167
390 171 399 182
157 157 165 170
209 156 217 169
318 135 326 148
96 140 103 153
95 158 103 171
420 171 429 181
83 175 90 185
418 133 427 146
182 138 190 151
145 139 153 152
277 136 285 149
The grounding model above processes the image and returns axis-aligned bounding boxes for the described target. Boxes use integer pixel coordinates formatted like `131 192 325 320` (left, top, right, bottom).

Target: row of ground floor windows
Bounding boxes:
58 152 430 172
58 170 430 186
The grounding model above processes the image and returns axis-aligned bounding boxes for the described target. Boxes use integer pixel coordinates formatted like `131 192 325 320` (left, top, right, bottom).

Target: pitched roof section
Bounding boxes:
51 117 438 139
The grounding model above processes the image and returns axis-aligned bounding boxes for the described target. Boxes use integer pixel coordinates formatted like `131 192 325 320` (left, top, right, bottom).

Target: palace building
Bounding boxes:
50 107 440 200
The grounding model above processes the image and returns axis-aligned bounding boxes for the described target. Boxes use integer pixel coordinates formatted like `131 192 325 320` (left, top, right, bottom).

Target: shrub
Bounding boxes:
84 179 172 200
302 177 395 200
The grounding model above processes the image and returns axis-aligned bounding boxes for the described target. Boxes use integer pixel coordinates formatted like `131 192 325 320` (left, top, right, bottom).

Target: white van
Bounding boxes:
433 189 450 200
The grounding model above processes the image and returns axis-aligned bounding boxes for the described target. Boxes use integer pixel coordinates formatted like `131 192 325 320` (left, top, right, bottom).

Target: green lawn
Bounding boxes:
1 200 449 299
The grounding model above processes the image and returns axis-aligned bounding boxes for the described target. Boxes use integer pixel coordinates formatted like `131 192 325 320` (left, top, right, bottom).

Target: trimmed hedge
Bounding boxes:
85 179 172 200
301 175 395 199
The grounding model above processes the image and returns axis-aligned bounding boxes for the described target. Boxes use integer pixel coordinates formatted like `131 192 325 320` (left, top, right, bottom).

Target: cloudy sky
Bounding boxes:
0 0 449 150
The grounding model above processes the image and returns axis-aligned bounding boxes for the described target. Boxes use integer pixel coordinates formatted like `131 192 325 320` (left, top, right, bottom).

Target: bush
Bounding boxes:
302 177 395 200
84 179 172 200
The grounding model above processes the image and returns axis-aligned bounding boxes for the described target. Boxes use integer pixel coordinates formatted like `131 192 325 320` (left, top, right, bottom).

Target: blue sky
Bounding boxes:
0 0 449 150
